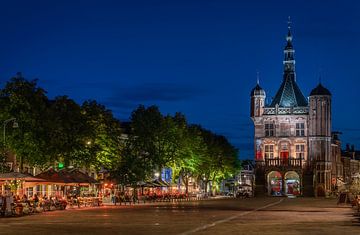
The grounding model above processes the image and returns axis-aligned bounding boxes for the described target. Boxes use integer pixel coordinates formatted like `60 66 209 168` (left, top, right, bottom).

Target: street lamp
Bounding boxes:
3 118 19 145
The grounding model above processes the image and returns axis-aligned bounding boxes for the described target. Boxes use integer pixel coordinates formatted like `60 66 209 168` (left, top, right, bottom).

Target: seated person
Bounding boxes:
33 194 39 207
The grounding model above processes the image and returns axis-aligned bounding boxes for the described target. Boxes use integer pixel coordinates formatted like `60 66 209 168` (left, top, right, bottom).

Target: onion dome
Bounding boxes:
250 83 266 96
310 83 331 96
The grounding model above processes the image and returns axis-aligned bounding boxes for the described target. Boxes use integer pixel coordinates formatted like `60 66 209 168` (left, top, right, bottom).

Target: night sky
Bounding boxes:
0 0 359 159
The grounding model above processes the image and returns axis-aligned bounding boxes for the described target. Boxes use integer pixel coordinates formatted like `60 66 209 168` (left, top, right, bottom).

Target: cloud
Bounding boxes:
121 83 205 102
103 82 206 111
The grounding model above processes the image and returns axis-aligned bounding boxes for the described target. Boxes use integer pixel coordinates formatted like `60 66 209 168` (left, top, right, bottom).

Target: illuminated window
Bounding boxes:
295 144 305 159
265 123 275 137
265 145 274 159
296 123 305 136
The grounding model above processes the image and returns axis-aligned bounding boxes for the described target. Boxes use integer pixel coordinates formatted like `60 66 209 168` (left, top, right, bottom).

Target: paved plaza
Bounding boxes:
0 197 359 235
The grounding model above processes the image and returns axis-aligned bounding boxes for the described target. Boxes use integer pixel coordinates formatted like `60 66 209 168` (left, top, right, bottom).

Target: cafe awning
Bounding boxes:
0 172 46 182
35 168 98 185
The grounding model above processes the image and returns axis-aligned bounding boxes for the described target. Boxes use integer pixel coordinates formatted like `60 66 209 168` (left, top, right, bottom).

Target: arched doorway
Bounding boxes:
268 171 282 196
284 171 300 195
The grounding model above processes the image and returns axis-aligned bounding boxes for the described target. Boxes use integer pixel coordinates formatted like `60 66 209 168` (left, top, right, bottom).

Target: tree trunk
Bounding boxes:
185 177 189 195
204 180 208 193
19 155 23 173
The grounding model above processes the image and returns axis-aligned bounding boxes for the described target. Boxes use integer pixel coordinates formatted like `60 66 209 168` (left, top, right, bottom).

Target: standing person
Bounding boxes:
5 192 13 216
0 193 4 215
33 194 39 208
111 190 115 204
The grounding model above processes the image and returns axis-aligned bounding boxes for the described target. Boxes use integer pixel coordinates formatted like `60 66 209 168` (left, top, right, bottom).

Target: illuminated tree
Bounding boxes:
0 74 51 170
193 125 240 195
349 173 360 196
129 105 182 177
81 100 123 170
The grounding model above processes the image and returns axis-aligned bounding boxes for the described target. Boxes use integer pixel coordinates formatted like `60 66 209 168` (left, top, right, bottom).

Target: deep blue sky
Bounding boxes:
0 0 359 158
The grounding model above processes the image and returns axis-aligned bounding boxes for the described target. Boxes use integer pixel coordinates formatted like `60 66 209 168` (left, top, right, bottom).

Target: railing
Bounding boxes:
257 157 303 167
263 107 309 115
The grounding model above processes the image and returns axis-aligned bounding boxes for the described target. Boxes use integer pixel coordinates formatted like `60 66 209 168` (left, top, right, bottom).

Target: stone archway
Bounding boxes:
267 171 282 196
284 171 300 195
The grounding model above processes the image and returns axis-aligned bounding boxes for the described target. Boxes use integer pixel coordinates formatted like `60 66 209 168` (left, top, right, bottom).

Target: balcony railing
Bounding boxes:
257 157 303 167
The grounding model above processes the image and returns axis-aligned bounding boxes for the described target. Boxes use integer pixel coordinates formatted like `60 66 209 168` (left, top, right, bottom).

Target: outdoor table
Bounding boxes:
14 203 23 215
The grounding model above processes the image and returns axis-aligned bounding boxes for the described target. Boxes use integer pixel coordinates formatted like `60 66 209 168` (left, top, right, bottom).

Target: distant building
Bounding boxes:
221 161 255 196
236 162 255 196
250 21 344 197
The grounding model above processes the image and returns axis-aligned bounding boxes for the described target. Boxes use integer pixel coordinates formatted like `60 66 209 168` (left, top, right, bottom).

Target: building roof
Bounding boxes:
269 74 308 107
36 168 98 184
310 83 331 96
268 21 308 108
0 172 45 182
250 84 265 96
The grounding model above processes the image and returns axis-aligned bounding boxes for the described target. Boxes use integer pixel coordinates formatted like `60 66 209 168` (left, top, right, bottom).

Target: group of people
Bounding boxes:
111 191 139 205
110 190 195 205
0 192 68 216
0 192 35 216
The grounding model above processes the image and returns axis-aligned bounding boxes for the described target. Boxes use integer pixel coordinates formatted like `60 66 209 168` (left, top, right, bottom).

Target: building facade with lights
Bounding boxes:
250 23 336 197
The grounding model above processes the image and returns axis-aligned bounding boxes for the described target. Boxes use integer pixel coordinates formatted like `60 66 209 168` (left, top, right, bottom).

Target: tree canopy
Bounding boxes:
0 74 241 193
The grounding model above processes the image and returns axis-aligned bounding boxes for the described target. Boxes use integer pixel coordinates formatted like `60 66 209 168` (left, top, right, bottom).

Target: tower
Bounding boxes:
308 83 332 196
252 19 310 197
269 18 307 108
250 80 266 119
250 77 266 162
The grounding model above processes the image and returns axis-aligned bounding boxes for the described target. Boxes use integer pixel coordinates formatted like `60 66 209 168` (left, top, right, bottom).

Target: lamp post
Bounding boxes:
3 118 19 145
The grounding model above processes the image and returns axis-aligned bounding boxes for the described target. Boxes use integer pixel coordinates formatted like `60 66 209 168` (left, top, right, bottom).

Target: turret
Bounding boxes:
308 82 332 196
308 83 332 160
308 83 332 153
250 81 266 118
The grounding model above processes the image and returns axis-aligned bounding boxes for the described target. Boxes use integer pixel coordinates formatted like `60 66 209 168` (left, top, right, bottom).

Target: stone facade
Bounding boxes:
250 23 336 197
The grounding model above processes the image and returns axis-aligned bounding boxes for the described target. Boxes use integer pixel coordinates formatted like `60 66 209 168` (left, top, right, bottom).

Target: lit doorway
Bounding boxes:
280 143 289 165
284 171 300 195
268 171 282 196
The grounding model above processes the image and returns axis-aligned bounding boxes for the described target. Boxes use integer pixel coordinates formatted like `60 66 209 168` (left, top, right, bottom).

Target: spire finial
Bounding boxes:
286 16 293 42
287 16 291 30
256 71 260 85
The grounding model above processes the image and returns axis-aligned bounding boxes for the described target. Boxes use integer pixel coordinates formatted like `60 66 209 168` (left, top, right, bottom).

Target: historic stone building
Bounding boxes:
250 23 334 197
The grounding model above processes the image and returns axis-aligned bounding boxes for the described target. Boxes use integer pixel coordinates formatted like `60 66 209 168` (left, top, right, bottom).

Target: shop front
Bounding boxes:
267 170 301 196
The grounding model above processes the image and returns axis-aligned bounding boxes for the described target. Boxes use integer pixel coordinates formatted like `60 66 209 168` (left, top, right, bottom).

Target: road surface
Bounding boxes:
0 197 358 235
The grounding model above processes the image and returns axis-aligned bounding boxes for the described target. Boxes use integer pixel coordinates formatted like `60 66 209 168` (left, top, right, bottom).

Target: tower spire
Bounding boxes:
286 16 293 43
288 16 291 31
283 17 295 77
256 71 260 85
